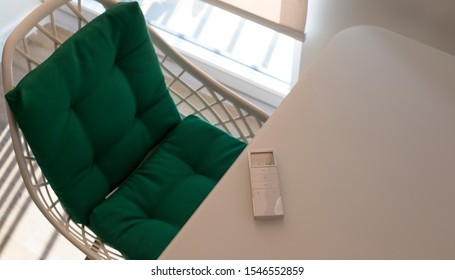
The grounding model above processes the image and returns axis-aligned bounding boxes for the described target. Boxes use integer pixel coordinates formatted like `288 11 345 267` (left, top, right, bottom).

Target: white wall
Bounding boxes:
0 0 41 61
300 0 455 73
0 0 40 28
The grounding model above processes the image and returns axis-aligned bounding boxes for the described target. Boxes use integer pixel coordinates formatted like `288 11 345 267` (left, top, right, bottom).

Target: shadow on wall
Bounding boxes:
0 125 60 259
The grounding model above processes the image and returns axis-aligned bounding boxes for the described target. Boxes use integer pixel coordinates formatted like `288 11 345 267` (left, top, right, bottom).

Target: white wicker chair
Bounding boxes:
2 0 268 260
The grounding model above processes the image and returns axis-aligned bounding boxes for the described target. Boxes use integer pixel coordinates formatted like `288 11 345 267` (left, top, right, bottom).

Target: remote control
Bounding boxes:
248 149 284 219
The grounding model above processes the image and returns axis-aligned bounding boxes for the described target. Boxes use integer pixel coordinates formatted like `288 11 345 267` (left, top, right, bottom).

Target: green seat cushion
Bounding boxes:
5 2 181 224
89 115 246 259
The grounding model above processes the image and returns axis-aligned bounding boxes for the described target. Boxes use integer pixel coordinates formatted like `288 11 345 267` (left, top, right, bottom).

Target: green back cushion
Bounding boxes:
6 2 181 224
90 115 246 259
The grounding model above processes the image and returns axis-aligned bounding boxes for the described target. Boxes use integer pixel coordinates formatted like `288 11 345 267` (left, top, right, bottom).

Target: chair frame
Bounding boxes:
2 0 268 260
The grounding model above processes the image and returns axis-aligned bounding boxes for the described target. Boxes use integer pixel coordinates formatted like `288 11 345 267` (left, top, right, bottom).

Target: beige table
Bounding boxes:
160 26 455 259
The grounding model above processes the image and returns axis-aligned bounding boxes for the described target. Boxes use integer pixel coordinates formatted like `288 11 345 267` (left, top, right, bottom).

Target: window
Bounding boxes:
84 0 302 109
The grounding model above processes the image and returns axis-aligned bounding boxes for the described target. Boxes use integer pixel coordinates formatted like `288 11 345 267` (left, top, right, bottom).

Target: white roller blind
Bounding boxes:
200 0 307 40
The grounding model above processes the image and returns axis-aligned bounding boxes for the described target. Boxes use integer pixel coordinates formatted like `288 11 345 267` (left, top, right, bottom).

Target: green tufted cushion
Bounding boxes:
6 2 181 225
90 115 246 259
